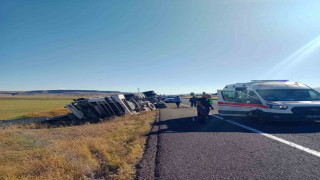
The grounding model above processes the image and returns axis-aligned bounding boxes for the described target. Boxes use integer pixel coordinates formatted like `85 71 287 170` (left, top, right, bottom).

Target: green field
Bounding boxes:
0 96 74 120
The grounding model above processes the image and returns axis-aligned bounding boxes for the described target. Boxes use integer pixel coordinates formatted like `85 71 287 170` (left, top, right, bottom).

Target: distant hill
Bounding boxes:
315 88 320 92
0 90 121 97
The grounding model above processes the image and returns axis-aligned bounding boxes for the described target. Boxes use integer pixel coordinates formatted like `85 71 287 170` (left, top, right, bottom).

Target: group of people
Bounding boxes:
193 94 214 123
172 94 214 123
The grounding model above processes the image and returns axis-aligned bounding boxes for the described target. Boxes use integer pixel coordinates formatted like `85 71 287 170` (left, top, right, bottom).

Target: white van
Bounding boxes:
217 80 320 122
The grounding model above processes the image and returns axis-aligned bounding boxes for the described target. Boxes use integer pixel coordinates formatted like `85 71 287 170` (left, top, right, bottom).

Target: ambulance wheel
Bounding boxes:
257 112 268 124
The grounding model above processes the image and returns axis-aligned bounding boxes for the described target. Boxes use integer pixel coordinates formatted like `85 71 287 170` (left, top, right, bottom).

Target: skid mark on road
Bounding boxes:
212 115 320 158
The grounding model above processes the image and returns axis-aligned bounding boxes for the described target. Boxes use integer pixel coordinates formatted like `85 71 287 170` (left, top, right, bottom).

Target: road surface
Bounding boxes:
136 100 320 180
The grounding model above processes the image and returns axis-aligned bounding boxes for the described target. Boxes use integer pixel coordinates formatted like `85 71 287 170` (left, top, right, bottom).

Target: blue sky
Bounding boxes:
1 0 320 94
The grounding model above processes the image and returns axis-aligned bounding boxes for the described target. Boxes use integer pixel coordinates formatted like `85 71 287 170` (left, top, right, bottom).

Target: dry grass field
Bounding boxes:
0 96 74 120
0 111 157 179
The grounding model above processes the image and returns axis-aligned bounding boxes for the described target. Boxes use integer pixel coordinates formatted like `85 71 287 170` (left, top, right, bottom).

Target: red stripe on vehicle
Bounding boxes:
219 105 255 108
218 102 268 109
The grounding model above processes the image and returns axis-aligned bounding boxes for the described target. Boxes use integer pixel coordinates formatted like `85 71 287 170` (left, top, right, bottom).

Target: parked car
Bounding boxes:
164 97 175 103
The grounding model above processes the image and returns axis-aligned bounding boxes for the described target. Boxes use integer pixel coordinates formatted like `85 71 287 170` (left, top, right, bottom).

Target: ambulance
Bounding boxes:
217 80 320 122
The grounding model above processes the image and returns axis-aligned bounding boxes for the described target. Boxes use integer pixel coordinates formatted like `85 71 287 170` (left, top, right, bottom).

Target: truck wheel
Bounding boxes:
147 103 156 111
142 106 151 111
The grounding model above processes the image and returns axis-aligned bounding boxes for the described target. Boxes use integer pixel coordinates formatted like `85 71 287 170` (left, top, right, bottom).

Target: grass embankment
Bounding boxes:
0 111 157 179
0 96 74 120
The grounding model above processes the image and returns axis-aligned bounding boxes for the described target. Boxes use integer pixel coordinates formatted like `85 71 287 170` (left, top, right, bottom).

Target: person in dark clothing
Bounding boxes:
174 96 181 108
196 94 214 123
189 96 197 107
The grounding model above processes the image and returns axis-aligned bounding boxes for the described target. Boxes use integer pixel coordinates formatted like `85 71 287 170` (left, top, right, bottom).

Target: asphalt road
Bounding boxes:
137 100 320 180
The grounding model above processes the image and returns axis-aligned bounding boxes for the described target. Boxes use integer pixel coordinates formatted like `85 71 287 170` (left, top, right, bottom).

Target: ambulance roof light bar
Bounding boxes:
251 80 289 82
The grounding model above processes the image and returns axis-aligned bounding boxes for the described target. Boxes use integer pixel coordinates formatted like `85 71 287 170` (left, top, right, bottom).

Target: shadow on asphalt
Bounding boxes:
149 116 320 135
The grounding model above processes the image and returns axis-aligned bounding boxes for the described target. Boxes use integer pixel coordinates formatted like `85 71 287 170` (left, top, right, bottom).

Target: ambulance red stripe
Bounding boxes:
218 102 268 109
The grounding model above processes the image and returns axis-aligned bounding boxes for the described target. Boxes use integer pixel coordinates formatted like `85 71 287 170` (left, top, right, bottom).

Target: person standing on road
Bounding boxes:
174 96 181 108
189 96 197 107
196 94 214 123
209 95 213 105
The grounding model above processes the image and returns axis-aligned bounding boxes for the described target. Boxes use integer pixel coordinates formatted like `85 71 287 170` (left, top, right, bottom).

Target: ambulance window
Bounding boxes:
310 90 320 99
237 91 253 103
248 91 262 104
249 91 258 99
222 91 236 102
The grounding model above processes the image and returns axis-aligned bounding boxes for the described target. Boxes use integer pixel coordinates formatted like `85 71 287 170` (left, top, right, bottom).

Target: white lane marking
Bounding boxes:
212 114 224 120
211 115 320 158
219 114 246 117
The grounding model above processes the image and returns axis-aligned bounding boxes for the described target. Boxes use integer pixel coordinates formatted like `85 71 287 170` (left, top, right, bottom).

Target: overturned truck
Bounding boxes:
66 91 162 120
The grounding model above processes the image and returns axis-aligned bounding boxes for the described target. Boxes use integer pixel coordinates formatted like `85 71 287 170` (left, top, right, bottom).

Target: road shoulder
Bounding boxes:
135 111 160 180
